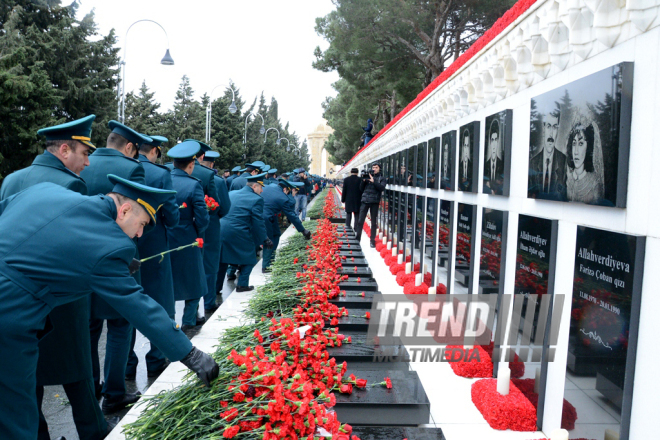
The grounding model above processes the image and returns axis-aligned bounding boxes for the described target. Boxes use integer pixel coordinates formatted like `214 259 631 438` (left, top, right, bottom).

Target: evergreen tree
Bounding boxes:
163 75 205 144
0 0 119 179
124 80 163 138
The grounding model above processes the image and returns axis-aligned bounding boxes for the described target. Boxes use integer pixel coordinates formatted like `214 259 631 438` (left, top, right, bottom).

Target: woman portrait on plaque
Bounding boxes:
565 111 605 204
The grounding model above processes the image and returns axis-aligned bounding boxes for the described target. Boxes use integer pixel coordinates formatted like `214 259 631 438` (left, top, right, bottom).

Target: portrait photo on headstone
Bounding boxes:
458 121 480 193
441 131 456 191
528 62 633 207
483 110 512 196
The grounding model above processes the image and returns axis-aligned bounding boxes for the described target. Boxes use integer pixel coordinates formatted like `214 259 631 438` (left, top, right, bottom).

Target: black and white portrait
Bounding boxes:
458 122 479 193
483 110 512 196
441 131 455 190
528 62 633 207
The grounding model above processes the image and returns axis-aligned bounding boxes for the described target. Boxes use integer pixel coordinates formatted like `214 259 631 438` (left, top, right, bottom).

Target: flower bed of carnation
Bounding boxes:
445 345 493 378
471 379 537 431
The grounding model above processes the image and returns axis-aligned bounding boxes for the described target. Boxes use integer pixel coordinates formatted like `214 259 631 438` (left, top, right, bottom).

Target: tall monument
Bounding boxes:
308 120 337 177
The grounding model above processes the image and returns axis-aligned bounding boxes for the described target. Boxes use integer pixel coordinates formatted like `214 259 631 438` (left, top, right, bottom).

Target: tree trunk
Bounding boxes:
390 89 398 120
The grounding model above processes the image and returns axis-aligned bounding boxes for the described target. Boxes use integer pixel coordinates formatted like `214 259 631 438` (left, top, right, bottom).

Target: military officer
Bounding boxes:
166 142 210 331
0 176 219 440
280 172 290 181
261 179 311 272
198 150 230 312
218 174 272 292
80 120 146 414
225 165 242 190
264 168 278 185
229 161 265 191
0 116 113 439
125 134 179 380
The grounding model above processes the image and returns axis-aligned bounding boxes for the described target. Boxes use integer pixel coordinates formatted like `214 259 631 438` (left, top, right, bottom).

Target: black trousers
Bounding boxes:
345 210 359 230
37 378 106 440
355 203 379 243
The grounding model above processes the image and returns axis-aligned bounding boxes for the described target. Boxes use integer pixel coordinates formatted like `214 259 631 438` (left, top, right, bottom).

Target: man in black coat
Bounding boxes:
341 168 362 230
355 163 386 248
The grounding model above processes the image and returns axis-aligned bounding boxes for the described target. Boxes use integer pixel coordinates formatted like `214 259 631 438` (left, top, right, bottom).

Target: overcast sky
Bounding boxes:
75 0 338 141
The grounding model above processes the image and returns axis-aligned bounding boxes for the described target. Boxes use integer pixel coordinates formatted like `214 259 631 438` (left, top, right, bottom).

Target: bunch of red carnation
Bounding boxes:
205 195 219 211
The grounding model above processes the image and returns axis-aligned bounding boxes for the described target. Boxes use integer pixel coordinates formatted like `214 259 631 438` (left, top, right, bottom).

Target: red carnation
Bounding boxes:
222 425 240 438
195 238 204 248
385 377 392 389
356 378 367 388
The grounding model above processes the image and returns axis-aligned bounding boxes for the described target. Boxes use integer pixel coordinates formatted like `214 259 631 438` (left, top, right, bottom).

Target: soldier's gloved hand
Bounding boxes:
180 347 219 387
264 238 274 249
128 258 141 275
302 230 312 240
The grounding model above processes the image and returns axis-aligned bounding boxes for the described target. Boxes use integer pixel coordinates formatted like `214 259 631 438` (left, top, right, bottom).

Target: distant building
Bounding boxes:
308 120 338 177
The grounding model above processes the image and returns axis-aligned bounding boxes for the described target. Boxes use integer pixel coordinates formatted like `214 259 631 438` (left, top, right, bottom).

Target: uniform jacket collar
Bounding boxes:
33 151 83 181
92 147 138 161
171 168 191 177
138 154 150 163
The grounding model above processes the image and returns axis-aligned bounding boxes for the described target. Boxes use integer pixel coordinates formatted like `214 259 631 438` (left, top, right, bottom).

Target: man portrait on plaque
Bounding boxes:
528 109 567 201
484 117 505 195
528 63 632 207
441 132 453 190
459 129 472 191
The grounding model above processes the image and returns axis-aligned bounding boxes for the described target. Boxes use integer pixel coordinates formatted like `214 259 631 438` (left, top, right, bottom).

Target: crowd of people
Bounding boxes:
0 115 329 440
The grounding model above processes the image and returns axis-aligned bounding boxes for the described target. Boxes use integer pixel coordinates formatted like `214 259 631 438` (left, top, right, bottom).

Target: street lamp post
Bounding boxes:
280 138 290 152
264 127 281 145
243 113 266 144
206 84 237 143
118 19 174 123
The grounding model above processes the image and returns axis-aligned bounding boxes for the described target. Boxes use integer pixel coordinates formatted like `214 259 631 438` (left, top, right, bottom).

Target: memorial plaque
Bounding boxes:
351 426 445 440
412 195 425 271
424 198 438 288
428 137 440 189
478 208 509 376
334 370 430 426
435 200 453 293
527 62 633 207
508 214 558 429
454 203 476 291
441 131 456 190
483 110 512 196
562 226 644 440
393 152 400 186
417 141 427 188
407 145 415 187
458 121 480 193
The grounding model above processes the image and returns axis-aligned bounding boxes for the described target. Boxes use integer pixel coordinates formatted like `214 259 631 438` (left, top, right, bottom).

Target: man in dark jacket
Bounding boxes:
355 163 386 248
341 168 362 230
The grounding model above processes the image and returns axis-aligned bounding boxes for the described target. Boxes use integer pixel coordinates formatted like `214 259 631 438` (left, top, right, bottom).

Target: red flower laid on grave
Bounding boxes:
195 238 204 248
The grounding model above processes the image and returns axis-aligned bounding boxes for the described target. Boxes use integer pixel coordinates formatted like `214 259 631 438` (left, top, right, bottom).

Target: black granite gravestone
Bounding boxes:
339 266 373 277
330 290 377 308
334 370 430 425
338 279 379 292
351 426 445 440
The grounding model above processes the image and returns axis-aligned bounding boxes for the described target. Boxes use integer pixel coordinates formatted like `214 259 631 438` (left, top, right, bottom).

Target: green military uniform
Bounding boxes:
0 115 109 439
0 176 204 439
79 120 147 406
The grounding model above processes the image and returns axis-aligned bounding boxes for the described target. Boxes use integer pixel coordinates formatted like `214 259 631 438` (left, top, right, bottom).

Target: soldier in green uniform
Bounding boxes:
229 161 265 191
166 142 210 331
0 116 113 439
264 168 278 185
0 176 219 440
199 150 230 311
218 174 272 293
126 134 179 380
80 120 146 414
261 179 311 272
225 165 242 190
181 140 219 322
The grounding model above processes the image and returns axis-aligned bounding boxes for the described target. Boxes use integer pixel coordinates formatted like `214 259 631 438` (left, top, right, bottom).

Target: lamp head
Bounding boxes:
259 125 265 135
160 49 174 65
276 138 281 145
286 146 291 152
229 101 237 114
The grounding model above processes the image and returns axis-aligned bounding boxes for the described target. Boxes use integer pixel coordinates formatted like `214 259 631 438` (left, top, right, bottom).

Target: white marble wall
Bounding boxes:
337 1 660 437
